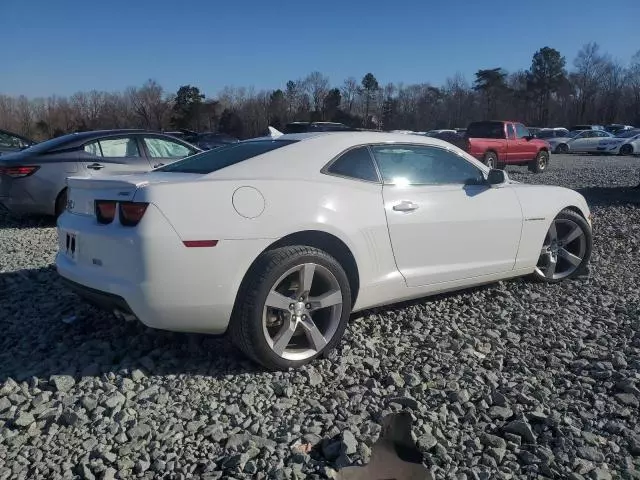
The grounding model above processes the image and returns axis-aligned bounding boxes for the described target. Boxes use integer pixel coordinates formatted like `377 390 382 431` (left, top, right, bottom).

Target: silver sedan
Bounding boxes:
0 129 201 217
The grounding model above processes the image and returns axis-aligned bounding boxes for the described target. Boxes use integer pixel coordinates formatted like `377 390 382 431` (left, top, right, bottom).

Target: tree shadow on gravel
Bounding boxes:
0 265 266 384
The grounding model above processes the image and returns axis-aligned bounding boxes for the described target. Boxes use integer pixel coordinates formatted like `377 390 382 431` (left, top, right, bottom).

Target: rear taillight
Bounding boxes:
95 200 116 224
119 202 148 226
0 166 40 178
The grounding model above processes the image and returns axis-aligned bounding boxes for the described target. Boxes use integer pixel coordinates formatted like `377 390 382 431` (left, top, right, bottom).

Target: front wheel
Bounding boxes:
619 144 633 156
531 209 592 283
529 150 549 173
229 246 352 370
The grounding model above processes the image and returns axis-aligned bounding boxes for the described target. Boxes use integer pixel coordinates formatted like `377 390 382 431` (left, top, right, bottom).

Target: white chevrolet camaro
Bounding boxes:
56 131 593 370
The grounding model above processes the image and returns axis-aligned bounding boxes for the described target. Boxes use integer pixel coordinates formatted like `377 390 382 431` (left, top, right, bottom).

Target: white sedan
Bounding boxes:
55 131 593 370
596 130 640 155
547 129 614 154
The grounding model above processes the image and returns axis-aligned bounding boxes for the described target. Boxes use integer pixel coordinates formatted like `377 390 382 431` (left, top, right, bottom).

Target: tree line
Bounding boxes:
1 42 639 142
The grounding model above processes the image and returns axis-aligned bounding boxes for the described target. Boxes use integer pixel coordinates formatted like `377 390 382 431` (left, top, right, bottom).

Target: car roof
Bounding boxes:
210 130 484 181
24 129 197 154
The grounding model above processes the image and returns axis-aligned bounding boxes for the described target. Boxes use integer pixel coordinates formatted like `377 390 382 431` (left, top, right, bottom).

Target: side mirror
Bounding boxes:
487 168 509 187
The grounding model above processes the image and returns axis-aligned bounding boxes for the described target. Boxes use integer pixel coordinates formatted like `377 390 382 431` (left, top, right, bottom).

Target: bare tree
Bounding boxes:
303 71 330 116
341 77 359 114
572 42 608 122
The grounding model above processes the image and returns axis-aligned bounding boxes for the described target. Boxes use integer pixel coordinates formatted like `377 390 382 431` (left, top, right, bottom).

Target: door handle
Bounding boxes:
153 163 164 168
87 163 104 170
393 201 419 212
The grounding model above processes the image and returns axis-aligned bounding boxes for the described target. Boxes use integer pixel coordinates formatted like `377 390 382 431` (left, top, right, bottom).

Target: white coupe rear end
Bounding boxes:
57 173 274 333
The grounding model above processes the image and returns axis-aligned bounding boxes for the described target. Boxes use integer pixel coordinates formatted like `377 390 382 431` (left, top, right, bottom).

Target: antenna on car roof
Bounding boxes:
268 126 284 138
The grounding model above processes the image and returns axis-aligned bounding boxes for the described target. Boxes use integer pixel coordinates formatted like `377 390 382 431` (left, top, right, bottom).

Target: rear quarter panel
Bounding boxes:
511 184 591 270
133 175 400 299
1 152 81 215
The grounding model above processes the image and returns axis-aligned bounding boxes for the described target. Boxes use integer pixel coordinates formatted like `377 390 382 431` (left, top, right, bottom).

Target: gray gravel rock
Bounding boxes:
1 155 640 478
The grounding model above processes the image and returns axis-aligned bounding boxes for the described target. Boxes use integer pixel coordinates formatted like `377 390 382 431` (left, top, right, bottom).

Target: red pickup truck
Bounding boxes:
463 121 551 173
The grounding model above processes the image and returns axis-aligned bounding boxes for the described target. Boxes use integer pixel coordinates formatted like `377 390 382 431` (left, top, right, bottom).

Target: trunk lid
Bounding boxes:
66 172 202 216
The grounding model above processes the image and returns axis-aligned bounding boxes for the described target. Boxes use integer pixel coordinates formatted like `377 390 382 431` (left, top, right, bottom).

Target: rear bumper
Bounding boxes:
58 276 133 314
0 174 57 216
55 207 274 334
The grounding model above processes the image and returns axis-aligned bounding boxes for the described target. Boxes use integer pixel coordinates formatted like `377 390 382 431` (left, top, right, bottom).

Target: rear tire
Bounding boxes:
229 246 352 370
483 151 498 169
556 144 569 154
54 189 67 218
528 150 549 173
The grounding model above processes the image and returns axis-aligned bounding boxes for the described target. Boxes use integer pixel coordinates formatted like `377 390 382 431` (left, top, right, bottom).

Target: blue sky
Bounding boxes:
2 0 639 98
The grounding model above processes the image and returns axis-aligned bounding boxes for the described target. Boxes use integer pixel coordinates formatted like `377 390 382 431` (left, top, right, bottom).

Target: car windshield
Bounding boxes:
615 130 640 138
155 139 298 174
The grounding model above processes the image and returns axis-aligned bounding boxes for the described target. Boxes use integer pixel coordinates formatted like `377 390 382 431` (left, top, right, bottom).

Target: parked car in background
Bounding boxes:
569 124 606 132
463 120 551 172
282 122 356 133
604 124 635 135
0 128 37 156
545 129 613 154
55 130 592 370
596 129 640 155
428 130 468 151
535 128 570 139
424 129 457 137
182 132 239 150
0 129 201 217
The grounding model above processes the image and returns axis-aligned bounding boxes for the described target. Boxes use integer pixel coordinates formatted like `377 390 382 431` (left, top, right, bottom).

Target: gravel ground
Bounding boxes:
0 153 639 479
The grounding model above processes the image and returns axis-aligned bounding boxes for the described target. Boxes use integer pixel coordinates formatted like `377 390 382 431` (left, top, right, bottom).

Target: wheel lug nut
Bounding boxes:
289 303 294 310
306 303 311 309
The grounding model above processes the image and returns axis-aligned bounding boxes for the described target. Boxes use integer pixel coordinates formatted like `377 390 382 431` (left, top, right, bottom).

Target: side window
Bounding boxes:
506 124 516 139
84 137 140 157
144 137 192 158
84 141 102 156
515 124 530 138
326 146 379 182
370 145 485 186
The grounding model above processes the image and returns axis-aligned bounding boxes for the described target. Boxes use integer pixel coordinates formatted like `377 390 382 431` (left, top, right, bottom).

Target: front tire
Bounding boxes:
229 246 352 370
529 150 549 173
531 209 592 283
619 144 633 156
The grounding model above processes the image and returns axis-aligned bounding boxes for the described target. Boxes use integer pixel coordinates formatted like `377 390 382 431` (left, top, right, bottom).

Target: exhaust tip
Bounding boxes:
113 309 136 322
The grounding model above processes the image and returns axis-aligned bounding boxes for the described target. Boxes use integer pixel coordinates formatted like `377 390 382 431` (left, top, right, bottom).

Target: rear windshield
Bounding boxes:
155 139 298 174
466 122 505 139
